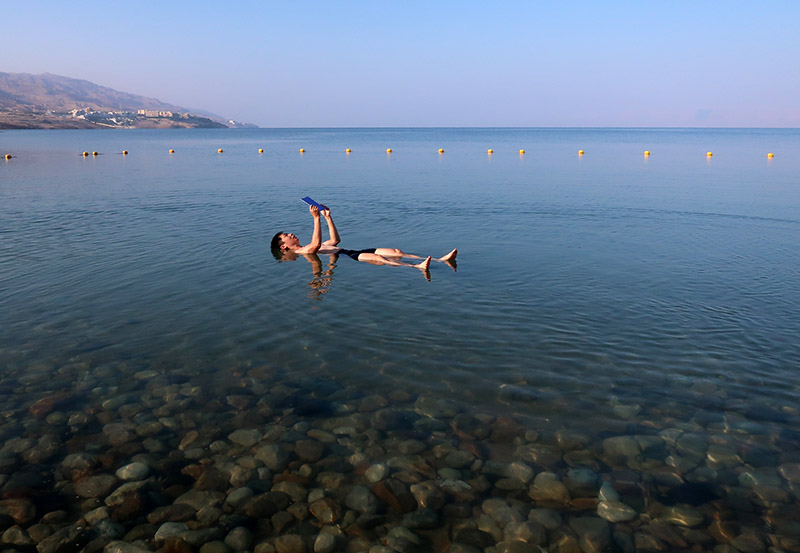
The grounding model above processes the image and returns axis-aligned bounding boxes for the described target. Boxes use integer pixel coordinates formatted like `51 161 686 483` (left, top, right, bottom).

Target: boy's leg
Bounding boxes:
357 252 431 269
373 248 422 259
374 247 457 262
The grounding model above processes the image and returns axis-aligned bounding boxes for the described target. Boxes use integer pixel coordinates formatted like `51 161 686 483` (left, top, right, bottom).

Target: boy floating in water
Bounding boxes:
271 204 457 273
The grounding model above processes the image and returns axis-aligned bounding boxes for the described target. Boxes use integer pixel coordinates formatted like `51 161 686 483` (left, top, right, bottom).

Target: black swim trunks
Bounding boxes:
337 248 377 260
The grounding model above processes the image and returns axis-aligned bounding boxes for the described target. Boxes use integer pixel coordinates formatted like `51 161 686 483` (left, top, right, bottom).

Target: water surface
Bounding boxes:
1 128 799 549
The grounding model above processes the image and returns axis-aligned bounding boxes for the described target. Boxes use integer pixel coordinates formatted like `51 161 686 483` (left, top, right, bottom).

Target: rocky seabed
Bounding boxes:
0 361 799 553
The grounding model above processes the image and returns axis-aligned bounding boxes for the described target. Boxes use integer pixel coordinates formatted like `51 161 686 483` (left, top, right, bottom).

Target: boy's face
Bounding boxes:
279 233 301 251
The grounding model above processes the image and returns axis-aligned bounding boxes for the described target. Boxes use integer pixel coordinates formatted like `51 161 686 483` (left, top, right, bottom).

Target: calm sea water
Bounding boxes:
3 128 798 417
3 127 800 545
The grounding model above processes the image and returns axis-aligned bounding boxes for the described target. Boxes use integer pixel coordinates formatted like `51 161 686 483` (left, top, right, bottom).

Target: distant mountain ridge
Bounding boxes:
0 72 255 129
0 72 187 112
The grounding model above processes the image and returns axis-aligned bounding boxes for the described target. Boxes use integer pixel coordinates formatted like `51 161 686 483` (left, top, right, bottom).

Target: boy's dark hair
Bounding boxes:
270 232 286 260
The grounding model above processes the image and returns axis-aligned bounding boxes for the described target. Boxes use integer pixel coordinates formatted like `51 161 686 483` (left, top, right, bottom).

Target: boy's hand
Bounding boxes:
309 205 320 218
321 207 331 218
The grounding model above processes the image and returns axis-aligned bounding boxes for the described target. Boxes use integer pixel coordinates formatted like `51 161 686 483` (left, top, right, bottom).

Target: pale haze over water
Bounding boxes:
2 2 799 127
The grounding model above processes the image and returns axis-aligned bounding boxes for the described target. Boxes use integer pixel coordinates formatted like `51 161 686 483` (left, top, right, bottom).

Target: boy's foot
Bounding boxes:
416 256 432 271
438 248 457 262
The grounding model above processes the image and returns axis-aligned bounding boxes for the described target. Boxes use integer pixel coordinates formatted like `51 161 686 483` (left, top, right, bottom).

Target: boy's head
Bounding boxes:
270 232 286 253
270 232 301 261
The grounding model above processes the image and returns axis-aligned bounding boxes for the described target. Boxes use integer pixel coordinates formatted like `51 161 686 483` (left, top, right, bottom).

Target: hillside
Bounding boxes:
0 72 255 129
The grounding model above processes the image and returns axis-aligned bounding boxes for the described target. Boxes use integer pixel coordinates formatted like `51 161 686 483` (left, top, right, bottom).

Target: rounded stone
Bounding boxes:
445 450 475 469
482 499 524 527
28 523 54 543
74 475 118 499
228 429 262 448
255 444 291 471
503 521 547 545
115 462 150 481
154 522 189 543
397 440 426 455
200 541 233 553
730 532 766 553
272 481 307 503
529 508 561 530
62 452 99 471
103 423 137 446
529 472 570 503
410 481 446 510
309 498 342 524
438 467 462 481
2 526 33 546
568 516 610 540
314 533 336 553
345 486 379 514
661 505 704 528
519 443 562 468
596 500 637 523
295 440 324 463
224 487 254 511
506 462 535 484
706 444 742 469
94 519 126 539
45 411 68 425
274 534 306 553
0 498 36 525
365 464 389 483
403 507 439 529
224 526 253 551
564 468 599 495
739 467 783 488
602 436 641 458
597 481 619 503
675 433 708 459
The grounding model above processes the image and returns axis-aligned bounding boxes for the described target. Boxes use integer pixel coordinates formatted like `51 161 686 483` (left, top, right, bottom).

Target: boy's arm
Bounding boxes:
294 206 322 254
321 208 341 246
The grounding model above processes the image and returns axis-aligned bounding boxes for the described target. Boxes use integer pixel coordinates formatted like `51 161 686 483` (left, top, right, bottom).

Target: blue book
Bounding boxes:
301 196 327 210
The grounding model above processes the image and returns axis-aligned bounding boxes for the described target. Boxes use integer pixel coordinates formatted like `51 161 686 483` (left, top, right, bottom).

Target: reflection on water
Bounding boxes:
306 255 338 303
1 128 800 551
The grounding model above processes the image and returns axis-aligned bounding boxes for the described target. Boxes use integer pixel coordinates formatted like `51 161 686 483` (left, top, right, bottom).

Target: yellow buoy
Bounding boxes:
169 149 175 154
122 150 128 155
386 148 392 153
258 148 264 153
4 154 12 160
644 150 650 156
82 151 89 157
299 148 305 153
578 150 584 155
519 149 525 154
706 152 713 157
438 148 444 154
767 152 774 158
92 151 99 156
218 148 223 154
487 149 493 154
346 148 351 153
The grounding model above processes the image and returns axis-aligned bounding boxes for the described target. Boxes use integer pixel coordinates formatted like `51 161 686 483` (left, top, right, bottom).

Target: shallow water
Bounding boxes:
1 128 800 551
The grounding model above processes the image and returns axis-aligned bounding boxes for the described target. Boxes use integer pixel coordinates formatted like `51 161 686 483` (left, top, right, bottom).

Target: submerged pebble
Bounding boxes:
0 359 795 553
596 500 637 522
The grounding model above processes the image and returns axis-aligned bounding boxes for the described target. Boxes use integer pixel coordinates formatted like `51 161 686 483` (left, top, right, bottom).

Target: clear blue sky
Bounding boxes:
3 1 799 127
